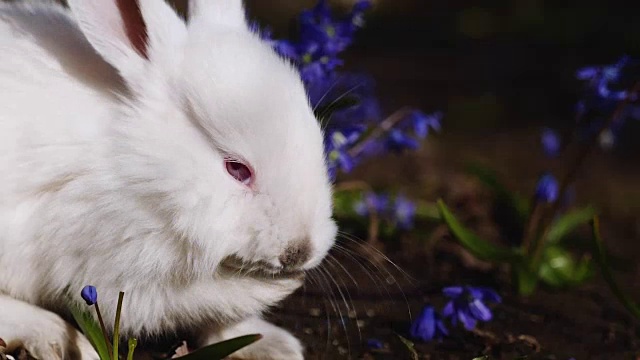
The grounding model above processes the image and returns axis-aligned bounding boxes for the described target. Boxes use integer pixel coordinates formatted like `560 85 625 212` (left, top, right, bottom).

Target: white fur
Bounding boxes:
0 0 336 359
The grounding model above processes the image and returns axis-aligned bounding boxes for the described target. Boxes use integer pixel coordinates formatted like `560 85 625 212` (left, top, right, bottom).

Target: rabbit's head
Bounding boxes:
68 0 336 290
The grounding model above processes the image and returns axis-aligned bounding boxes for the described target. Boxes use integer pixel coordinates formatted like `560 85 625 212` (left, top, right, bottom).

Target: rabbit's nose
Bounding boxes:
279 241 312 269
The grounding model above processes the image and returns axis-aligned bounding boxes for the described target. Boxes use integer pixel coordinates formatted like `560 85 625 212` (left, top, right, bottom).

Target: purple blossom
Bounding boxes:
268 0 372 85
442 286 501 330
385 129 420 152
325 125 365 178
574 56 639 149
409 305 449 342
541 128 561 157
354 193 417 230
251 0 441 179
409 111 442 139
535 173 559 203
354 192 389 216
393 195 417 230
81 285 97 306
366 338 384 349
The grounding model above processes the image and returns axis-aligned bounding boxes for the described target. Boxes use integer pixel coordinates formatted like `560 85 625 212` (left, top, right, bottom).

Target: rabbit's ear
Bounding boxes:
188 0 247 30
68 0 187 80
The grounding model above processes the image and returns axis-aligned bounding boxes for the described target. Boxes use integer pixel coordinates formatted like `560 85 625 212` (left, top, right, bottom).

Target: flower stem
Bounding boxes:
332 180 380 245
521 200 544 255
112 292 125 360
126 338 137 360
530 80 640 265
348 106 412 158
93 303 114 360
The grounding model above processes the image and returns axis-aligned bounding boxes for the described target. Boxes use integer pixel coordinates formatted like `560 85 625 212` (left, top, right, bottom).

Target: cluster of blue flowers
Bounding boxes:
410 286 502 342
575 56 640 148
575 56 639 119
354 192 417 230
541 56 640 157
255 0 441 181
535 56 640 204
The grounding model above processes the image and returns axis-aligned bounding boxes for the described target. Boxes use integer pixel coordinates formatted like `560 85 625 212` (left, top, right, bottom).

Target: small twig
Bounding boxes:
348 106 413 158
332 180 373 194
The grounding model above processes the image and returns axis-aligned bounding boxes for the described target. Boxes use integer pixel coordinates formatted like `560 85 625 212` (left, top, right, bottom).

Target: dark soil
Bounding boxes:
269 131 640 360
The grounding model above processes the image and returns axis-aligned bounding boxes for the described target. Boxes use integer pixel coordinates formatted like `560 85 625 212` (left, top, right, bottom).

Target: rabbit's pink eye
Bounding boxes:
225 160 253 185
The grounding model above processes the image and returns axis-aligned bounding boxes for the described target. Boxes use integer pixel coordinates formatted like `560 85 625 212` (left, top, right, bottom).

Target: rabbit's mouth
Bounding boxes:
219 255 306 281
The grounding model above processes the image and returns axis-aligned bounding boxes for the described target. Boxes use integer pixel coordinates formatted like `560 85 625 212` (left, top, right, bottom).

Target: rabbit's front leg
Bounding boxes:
0 295 99 360
201 316 303 360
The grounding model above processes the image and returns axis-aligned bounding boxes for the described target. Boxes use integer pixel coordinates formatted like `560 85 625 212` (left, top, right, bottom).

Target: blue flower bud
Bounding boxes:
81 285 97 306
541 128 561 157
409 305 448 342
535 174 559 203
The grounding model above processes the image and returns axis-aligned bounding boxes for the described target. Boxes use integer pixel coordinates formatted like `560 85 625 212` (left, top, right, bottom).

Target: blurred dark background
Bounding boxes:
220 0 640 217
241 0 640 135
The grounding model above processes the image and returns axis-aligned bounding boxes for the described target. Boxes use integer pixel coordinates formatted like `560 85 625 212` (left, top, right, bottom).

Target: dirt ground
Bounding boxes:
270 130 640 360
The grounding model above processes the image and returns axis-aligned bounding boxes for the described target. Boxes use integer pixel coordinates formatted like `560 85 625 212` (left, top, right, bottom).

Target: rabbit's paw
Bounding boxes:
203 316 303 360
0 295 99 360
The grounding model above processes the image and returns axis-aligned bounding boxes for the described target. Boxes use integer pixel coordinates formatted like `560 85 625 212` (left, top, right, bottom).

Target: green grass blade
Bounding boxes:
464 163 529 220
69 306 112 360
395 334 419 360
546 206 597 244
437 199 519 263
591 217 640 319
177 334 263 360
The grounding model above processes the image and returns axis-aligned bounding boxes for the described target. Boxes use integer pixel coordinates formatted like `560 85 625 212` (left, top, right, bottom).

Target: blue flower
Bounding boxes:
81 285 97 306
409 305 449 342
252 0 441 177
575 56 637 130
325 126 365 177
393 195 416 230
366 338 384 349
541 128 561 157
442 286 501 330
268 0 372 86
299 0 371 56
409 111 442 139
535 173 559 203
385 129 420 152
354 192 389 216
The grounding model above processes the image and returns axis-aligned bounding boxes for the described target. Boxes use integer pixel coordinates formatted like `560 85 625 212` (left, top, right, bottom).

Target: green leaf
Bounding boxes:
415 200 441 221
333 190 366 217
591 218 640 319
545 206 597 244
464 163 529 220
395 334 419 360
314 95 360 121
177 334 263 360
538 245 593 287
69 306 112 360
437 199 519 263
514 261 539 296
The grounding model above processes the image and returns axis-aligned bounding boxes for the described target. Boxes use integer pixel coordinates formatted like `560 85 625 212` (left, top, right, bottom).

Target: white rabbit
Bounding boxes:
0 0 337 359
